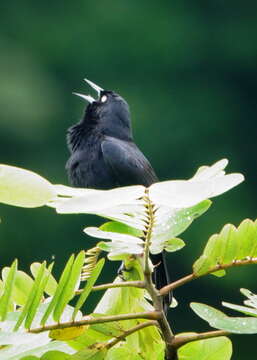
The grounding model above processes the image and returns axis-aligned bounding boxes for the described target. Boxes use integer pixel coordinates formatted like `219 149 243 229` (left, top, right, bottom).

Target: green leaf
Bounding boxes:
40 254 74 326
2 269 34 306
14 261 46 330
30 262 57 296
100 221 143 237
25 263 54 329
72 258 105 320
53 251 85 322
178 334 232 360
20 357 40 360
50 326 88 341
0 259 17 320
191 302 257 333
70 348 107 360
193 219 257 277
41 351 72 360
105 347 143 359
150 237 185 254
0 164 56 208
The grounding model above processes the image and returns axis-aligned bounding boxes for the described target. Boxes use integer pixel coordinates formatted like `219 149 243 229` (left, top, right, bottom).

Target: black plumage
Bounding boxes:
66 80 171 312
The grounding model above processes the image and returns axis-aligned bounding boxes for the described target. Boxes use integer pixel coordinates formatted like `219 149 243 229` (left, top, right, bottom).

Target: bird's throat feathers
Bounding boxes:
68 100 133 152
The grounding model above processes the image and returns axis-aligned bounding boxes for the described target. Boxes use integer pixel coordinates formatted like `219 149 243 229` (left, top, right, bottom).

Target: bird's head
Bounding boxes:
74 79 132 140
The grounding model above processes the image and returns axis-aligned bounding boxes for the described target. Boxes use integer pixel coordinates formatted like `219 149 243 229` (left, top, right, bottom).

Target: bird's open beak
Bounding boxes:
73 79 103 104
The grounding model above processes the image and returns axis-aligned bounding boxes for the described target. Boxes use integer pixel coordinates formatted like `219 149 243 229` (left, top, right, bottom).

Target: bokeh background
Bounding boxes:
0 1 256 359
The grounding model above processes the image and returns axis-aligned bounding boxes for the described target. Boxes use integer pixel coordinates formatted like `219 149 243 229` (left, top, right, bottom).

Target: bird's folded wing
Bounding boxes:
101 137 158 187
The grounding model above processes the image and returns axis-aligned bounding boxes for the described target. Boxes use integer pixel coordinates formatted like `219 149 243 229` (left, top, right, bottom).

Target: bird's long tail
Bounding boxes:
150 251 172 314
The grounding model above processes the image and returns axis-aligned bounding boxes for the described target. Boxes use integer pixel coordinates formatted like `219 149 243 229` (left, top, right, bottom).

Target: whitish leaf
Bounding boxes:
0 164 56 207
193 219 257 277
149 159 243 208
84 227 144 258
191 159 228 180
222 302 257 317
30 263 57 296
222 288 257 317
54 185 144 214
73 258 105 320
54 251 85 322
178 334 232 360
191 302 257 333
0 259 17 320
241 288 257 308
0 336 74 360
0 331 45 345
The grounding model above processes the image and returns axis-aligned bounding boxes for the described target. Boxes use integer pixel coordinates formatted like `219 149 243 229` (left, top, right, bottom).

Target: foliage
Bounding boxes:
0 160 256 359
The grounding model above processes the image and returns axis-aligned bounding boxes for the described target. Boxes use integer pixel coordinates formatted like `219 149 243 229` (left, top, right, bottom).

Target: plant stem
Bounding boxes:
75 280 145 295
105 320 158 350
160 257 257 296
172 329 231 349
143 189 177 360
29 311 160 334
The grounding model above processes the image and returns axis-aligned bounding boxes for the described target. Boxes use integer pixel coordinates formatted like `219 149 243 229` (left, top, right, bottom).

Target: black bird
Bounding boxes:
66 79 171 312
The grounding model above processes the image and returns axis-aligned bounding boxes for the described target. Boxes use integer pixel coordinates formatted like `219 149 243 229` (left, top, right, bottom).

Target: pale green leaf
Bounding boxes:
72 258 105 320
222 302 257 317
0 164 56 208
191 302 257 333
178 334 232 360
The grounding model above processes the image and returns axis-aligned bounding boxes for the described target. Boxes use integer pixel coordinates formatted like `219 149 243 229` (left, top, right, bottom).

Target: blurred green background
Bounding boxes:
0 1 256 358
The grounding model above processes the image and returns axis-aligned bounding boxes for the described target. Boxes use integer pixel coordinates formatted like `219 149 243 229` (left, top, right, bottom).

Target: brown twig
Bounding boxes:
160 257 257 296
29 311 160 334
75 280 145 295
172 329 231 349
105 320 158 350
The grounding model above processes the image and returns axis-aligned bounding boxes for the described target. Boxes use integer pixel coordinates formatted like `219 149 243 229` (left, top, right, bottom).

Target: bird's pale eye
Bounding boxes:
101 95 107 103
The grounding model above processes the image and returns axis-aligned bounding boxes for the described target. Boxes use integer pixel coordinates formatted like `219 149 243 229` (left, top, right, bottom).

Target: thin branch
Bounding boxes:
172 329 231 349
160 274 196 296
105 320 158 350
76 280 145 295
29 311 161 334
160 257 257 296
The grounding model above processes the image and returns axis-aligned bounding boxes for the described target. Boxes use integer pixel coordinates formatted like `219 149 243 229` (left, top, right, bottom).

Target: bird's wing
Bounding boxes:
101 137 158 187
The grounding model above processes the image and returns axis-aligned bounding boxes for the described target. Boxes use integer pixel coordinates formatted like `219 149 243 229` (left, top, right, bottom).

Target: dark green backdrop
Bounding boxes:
0 1 256 359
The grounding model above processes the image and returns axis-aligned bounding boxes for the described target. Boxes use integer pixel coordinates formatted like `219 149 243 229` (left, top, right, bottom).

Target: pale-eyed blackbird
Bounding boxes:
66 79 171 312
